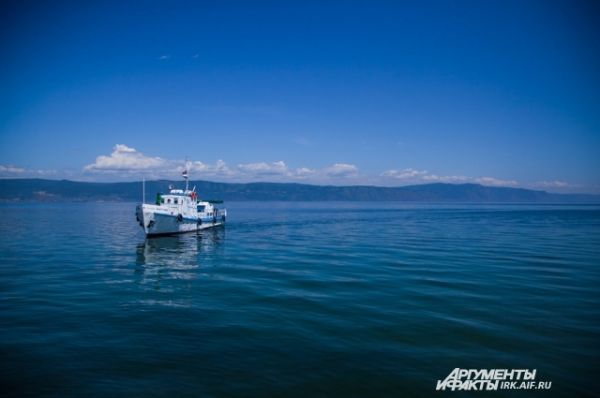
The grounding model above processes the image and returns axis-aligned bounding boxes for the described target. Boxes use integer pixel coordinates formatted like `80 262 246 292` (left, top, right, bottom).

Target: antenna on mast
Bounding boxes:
182 158 189 192
182 169 189 191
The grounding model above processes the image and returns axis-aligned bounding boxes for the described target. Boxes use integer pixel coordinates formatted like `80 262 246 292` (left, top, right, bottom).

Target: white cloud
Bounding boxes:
0 164 26 175
423 174 470 183
324 163 359 177
238 160 290 176
535 180 570 188
83 146 352 182
84 146 348 181
158 54 171 60
234 162 358 180
381 168 517 186
80 145 525 187
5 145 588 191
0 164 59 178
186 159 234 177
382 168 468 183
474 176 517 187
213 160 233 176
294 167 316 178
191 160 355 181
84 144 167 172
382 168 428 179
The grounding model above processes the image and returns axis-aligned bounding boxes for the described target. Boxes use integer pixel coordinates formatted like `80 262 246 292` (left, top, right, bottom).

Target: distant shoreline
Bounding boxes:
1 178 599 204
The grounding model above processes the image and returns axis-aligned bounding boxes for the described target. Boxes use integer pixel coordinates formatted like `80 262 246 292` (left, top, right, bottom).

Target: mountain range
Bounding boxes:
0 178 598 203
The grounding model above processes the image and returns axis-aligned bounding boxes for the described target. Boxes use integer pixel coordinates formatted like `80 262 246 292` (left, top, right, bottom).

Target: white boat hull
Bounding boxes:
136 204 225 237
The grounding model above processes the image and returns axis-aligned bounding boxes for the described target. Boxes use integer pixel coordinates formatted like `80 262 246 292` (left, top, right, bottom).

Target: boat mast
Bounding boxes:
182 168 189 192
142 176 145 204
183 158 190 192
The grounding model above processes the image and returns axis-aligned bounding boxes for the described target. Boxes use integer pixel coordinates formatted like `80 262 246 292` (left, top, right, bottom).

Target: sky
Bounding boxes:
1 1 599 192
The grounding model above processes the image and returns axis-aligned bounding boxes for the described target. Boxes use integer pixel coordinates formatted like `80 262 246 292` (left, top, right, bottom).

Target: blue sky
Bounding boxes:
1 1 599 192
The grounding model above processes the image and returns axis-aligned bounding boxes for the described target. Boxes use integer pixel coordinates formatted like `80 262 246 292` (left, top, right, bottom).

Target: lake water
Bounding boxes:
0 202 599 397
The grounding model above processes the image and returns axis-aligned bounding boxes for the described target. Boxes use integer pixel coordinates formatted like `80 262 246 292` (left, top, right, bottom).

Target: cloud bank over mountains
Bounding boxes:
0 144 585 192
0 164 58 178
81 144 361 183
381 168 518 187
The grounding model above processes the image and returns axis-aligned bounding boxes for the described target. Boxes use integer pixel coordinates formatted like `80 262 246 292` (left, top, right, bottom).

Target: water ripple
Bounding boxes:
0 202 598 397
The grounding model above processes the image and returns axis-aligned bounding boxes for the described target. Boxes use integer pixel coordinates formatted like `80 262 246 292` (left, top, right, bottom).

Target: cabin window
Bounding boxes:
167 198 171 204
174 198 178 204
197 205 205 212
160 198 165 204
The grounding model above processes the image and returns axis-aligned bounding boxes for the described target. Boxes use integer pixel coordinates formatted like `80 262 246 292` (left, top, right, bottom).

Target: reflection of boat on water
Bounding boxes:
131 231 223 297
136 228 225 269
136 168 227 237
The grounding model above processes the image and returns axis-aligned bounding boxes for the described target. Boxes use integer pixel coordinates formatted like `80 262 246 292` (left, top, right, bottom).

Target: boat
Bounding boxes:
135 169 226 237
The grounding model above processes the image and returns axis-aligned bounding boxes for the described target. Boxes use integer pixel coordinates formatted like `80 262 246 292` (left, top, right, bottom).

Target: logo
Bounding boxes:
436 368 552 391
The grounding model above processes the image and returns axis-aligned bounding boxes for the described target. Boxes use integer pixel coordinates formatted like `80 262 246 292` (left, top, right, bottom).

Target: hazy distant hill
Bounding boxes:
0 178 598 203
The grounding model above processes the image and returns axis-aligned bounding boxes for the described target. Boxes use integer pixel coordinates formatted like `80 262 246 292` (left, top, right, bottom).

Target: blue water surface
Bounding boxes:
0 202 599 397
